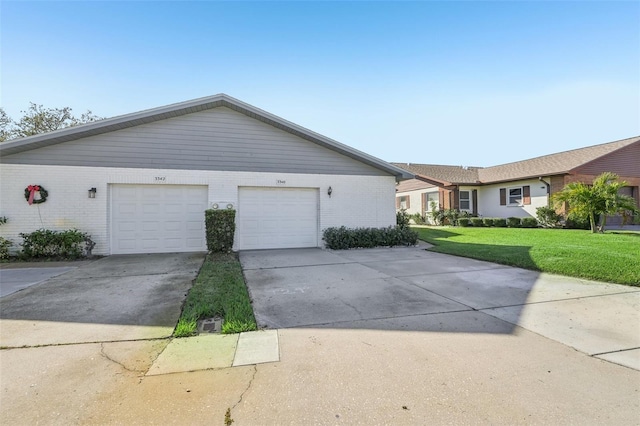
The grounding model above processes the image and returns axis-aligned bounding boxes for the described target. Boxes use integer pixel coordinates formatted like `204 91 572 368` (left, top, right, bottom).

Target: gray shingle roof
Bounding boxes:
394 136 639 185
391 163 482 185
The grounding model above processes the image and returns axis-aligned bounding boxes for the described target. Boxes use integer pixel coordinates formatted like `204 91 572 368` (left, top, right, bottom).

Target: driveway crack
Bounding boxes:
338 298 364 318
99 343 144 374
232 365 258 410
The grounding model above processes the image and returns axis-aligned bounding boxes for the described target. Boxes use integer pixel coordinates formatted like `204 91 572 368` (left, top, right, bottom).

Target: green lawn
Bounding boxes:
413 226 640 286
174 252 257 336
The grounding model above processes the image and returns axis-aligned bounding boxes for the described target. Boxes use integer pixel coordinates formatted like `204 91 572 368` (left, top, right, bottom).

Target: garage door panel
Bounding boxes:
239 187 318 250
111 184 207 254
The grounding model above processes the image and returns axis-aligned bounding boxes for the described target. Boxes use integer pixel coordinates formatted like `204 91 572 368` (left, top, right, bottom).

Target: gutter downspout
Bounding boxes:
539 177 551 206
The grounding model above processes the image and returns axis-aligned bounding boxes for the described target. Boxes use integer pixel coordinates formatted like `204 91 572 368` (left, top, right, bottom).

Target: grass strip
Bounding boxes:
174 252 257 337
414 226 640 286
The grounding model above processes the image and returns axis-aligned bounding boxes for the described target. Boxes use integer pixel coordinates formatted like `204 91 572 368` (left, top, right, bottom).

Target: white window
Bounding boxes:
508 187 523 205
459 191 470 210
426 192 439 210
399 196 408 209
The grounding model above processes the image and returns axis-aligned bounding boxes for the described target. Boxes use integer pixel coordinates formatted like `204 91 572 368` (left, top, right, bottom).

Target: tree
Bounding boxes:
552 172 638 233
0 103 104 142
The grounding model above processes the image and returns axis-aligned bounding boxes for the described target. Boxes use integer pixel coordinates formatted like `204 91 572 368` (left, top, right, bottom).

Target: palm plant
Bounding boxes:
552 172 638 233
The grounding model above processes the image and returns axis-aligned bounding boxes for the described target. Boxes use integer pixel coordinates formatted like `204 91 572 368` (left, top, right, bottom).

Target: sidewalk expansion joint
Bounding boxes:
591 347 640 357
477 290 640 311
242 261 358 271
292 308 475 328
0 336 172 350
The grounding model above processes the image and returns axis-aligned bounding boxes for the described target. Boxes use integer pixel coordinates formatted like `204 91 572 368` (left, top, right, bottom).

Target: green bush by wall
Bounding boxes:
205 209 236 253
323 226 418 250
20 229 94 259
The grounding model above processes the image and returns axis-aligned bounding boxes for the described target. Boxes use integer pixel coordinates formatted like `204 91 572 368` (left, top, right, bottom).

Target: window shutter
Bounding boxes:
523 186 531 205
396 197 400 209
421 193 426 216
406 196 410 209
500 188 506 206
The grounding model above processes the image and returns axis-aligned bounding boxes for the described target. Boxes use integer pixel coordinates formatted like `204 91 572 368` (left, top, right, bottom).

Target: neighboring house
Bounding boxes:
393 136 640 223
0 94 412 254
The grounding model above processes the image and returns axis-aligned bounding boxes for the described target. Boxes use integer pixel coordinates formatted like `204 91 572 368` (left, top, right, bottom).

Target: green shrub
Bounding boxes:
322 226 418 249
411 213 426 225
521 217 539 228
457 218 471 227
470 218 484 227
20 229 93 259
536 206 562 228
205 209 236 253
482 218 494 227
493 218 507 227
396 209 410 229
506 217 521 228
0 237 13 260
565 215 590 230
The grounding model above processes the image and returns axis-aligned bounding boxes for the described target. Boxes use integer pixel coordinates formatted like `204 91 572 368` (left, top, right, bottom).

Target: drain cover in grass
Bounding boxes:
197 317 224 333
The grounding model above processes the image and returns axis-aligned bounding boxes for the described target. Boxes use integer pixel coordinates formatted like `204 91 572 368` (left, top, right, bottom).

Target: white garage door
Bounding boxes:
238 187 318 250
111 184 208 254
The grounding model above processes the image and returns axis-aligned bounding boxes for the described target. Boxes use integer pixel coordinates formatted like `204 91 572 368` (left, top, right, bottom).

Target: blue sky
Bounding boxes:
1 1 638 167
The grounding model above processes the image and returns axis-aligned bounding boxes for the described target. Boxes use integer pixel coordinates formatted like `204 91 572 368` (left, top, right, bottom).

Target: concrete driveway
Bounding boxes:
240 246 640 370
1 247 639 424
0 253 205 347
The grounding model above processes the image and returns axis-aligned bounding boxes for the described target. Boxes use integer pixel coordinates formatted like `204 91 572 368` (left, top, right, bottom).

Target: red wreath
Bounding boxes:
24 185 48 205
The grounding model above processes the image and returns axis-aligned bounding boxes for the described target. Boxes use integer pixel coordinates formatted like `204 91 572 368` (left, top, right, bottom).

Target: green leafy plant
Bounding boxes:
482 218 494 227
0 237 13 260
322 226 418 249
205 209 236 253
0 216 7 226
457 218 471 227
521 217 539 228
396 209 410 229
19 229 94 259
552 172 638 233
411 213 426 225
174 317 198 337
536 206 562 228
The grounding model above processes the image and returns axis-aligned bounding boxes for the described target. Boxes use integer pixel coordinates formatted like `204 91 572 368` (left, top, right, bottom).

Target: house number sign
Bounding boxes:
276 179 286 185
155 177 166 182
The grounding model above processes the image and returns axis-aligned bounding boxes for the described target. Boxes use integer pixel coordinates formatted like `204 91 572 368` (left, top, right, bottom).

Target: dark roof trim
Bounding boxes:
0 94 413 180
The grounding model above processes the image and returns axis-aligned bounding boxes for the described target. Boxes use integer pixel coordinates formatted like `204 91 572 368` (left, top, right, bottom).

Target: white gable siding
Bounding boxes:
0 164 395 255
477 179 549 218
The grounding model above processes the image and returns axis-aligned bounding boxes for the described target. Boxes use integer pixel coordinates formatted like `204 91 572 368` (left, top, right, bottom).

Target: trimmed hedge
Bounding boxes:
506 217 521 228
205 209 236 253
323 226 418 250
482 218 494 227
457 218 471 227
470 218 484 227
521 217 538 228
20 229 94 259
492 218 506 227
